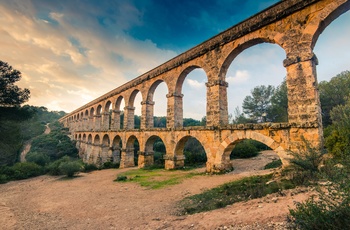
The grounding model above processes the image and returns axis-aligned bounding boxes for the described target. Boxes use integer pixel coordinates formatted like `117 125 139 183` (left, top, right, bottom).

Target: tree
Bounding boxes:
242 85 275 122
268 80 288 122
319 71 350 126
0 61 30 107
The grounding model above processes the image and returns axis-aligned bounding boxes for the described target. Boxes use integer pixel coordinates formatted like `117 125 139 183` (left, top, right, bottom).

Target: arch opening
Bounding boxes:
148 80 168 128
176 67 207 127
175 136 207 168
224 42 287 124
143 136 166 168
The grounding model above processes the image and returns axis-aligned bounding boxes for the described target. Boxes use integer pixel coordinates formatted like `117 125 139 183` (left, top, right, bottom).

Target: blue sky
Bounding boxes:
0 0 349 120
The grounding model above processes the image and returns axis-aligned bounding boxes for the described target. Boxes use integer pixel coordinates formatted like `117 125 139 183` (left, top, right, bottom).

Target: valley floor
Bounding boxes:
0 151 311 230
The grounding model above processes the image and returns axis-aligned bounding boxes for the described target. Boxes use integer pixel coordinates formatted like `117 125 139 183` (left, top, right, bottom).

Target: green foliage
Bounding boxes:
115 175 127 181
58 161 82 177
285 139 325 185
11 162 45 180
264 159 282 169
324 97 350 158
100 161 119 169
29 126 78 161
184 137 207 166
269 79 288 122
0 60 30 107
82 163 99 172
288 158 350 229
178 174 295 215
242 85 275 122
0 105 66 166
230 140 259 159
26 151 51 166
183 118 202 127
319 70 350 126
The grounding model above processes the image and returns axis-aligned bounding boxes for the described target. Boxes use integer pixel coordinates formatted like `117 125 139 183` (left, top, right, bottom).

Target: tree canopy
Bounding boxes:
0 61 30 107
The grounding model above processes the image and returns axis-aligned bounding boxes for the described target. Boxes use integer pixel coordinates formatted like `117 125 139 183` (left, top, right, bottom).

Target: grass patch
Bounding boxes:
114 168 201 189
178 174 296 215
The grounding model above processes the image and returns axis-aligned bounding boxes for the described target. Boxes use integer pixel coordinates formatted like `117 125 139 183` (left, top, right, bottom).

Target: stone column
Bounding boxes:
166 93 183 128
120 148 135 168
141 100 155 129
284 53 323 150
101 112 110 130
111 110 121 130
83 118 88 131
88 116 94 131
112 147 121 163
100 144 110 163
138 151 154 168
94 115 101 131
164 154 185 169
123 106 135 130
206 80 229 127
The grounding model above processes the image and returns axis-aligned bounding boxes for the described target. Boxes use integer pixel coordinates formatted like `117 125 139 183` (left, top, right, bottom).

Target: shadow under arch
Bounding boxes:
174 135 207 168
215 131 289 172
120 135 139 168
111 135 122 164
101 134 110 163
141 135 167 168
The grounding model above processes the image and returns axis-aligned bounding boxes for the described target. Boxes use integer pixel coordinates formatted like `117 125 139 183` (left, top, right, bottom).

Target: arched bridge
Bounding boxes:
59 0 350 173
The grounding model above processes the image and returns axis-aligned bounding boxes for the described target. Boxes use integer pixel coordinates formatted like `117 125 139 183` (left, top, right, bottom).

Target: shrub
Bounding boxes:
115 175 127 181
0 174 8 184
184 151 207 166
231 140 259 159
46 156 71 175
100 161 119 169
26 151 51 166
264 159 282 169
58 161 82 177
82 163 99 172
11 162 44 180
285 138 325 185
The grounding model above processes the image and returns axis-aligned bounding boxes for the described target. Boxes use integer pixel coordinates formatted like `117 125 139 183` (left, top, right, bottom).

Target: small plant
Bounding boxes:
115 175 127 181
100 161 119 169
264 159 282 169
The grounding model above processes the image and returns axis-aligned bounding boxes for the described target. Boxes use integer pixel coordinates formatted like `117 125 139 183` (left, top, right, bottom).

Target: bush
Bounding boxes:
264 159 282 169
58 161 82 177
11 162 44 180
100 161 119 169
231 140 259 159
115 175 127 181
285 138 325 185
184 151 207 166
26 151 51 166
82 163 99 172
46 156 71 175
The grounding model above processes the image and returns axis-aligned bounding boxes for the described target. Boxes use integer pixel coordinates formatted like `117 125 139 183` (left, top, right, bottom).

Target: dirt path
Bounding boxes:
0 151 311 229
20 123 51 162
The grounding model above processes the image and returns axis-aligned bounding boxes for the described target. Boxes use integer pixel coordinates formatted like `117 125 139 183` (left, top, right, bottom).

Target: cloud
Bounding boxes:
0 0 177 113
227 70 250 84
186 79 205 89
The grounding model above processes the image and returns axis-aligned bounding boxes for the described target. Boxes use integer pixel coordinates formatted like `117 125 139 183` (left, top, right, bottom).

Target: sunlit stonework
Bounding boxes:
60 0 350 173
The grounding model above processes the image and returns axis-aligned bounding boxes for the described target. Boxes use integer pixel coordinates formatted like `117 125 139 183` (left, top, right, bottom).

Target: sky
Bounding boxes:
1 0 349 120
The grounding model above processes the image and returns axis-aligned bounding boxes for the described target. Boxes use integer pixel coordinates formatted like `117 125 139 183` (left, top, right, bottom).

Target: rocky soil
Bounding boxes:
0 151 312 229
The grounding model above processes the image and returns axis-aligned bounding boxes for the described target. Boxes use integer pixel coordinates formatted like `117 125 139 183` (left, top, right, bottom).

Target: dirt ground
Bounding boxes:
0 151 312 229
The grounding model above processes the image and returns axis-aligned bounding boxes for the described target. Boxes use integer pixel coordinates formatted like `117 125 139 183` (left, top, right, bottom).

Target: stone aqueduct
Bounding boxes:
60 0 350 173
